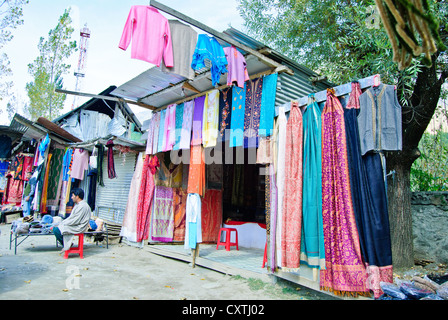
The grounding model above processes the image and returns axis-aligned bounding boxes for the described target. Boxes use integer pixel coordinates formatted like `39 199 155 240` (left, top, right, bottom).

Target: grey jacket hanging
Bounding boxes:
358 84 402 155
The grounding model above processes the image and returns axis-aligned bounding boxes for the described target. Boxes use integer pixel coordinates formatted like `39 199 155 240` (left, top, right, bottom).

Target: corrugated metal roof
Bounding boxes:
110 27 333 111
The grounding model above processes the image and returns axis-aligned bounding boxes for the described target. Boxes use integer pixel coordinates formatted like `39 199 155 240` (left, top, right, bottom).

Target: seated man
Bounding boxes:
52 188 91 252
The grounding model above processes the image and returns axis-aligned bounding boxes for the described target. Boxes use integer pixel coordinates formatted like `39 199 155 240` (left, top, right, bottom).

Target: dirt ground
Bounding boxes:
0 223 336 301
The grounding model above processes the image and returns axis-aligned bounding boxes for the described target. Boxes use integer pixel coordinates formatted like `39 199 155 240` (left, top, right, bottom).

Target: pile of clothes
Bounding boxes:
378 275 448 300
12 215 61 235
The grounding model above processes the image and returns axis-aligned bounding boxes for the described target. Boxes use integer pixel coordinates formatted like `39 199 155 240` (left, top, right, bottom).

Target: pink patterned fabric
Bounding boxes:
136 155 159 242
281 102 303 270
320 88 368 296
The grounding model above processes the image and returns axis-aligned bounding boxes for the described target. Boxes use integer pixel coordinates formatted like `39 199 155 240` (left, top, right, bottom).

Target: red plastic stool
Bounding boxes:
262 242 267 268
216 228 239 251
64 233 84 259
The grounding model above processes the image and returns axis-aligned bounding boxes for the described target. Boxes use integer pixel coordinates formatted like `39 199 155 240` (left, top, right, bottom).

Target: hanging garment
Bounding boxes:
218 87 232 142
201 189 223 242
120 152 144 243
344 82 393 298
163 104 176 152
256 136 273 164
223 45 249 88
320 88 368 297
202 89 220 148
0 135 12 158
191 34 228 86
274 105 287 267
46 149 64 203
71 148 89 181
191 96 205 146
268 164 278 273
281 102 303 271
119 5 173 67
179 100 194 150
40 154 52 214
259 73 278 137
172 187 187 241
229 84 246 148
136 155 159 242
187 145 205 197
95 144 105 187
152 112 161 155
145 115 156 155
161 20 197 79
158 109 167 153
87 169 97 211
151 186 174 242
106 141 116 179
21 156 34 180
173 103 184 151
358 83 402 155
301 95 325 269
184 192 202 249
244 77 263 148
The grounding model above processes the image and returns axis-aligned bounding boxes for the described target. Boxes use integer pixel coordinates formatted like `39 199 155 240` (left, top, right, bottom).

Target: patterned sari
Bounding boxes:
320 88 368 297
345 82 393 298
281 102 303 270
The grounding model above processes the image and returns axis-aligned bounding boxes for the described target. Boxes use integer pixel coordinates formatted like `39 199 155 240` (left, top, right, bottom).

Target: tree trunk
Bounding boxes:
385 149 419 268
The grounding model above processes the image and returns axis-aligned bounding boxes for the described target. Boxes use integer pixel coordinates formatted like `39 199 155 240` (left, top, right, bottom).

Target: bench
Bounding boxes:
9 222 113 255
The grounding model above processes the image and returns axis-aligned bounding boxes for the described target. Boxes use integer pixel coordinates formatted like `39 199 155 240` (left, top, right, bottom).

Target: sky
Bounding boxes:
0 0 246 124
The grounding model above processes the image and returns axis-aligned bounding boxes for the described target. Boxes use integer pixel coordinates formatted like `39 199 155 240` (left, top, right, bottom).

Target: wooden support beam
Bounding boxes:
55 88 157 111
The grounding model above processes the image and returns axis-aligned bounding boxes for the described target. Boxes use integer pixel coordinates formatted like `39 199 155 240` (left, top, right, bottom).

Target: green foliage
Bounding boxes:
0 0 29 102
411 123 448 191
25 8 77 121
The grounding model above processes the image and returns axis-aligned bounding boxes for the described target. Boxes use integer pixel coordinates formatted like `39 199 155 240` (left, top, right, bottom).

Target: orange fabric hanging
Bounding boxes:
187 145 205 196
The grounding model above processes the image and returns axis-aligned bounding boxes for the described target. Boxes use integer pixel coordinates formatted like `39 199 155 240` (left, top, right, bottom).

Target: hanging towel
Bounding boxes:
320 88 368 297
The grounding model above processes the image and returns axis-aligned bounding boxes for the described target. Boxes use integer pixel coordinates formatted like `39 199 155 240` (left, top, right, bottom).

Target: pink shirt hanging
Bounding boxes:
224 46 249 88
71 148 90 180
119 6 174 67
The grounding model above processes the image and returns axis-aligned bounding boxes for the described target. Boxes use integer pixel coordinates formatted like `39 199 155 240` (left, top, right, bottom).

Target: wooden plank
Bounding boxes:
55 88 157 110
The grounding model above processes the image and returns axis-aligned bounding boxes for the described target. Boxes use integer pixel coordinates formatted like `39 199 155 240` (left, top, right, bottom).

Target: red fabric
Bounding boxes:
136 155 158 242
201 189 223 242
281 102 303 269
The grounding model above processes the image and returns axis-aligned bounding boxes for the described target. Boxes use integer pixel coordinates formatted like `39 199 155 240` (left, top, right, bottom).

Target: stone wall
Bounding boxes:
411 192 448 264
